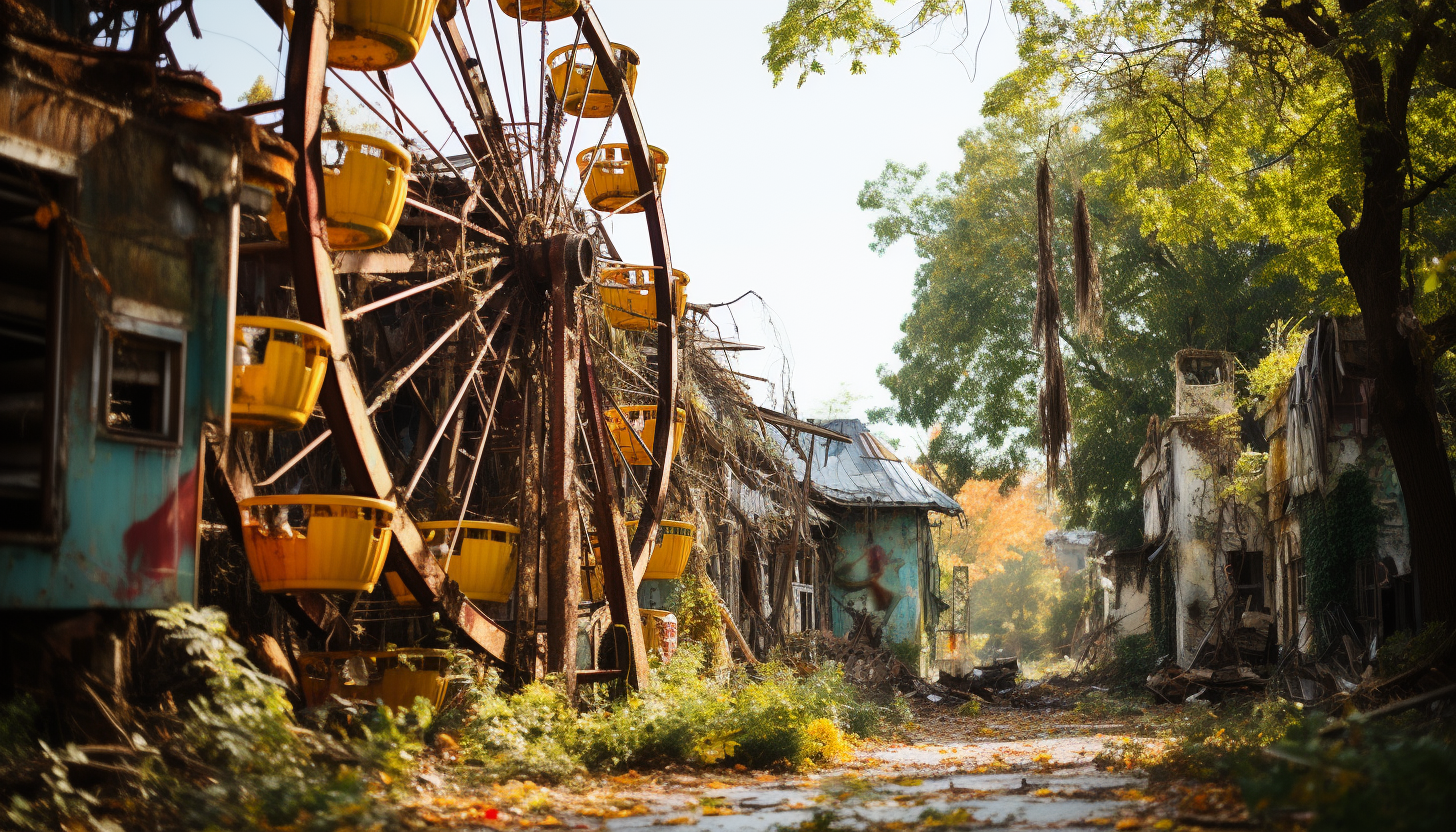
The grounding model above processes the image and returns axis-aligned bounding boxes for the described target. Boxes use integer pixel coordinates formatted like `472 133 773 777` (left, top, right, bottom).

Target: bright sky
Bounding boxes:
173 1 1021 455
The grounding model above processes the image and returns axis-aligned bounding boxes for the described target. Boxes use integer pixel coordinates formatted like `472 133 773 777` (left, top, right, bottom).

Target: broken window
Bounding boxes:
0 160 63 536
1179 355 1228 386
102 325 183 444
1226 550 1265 612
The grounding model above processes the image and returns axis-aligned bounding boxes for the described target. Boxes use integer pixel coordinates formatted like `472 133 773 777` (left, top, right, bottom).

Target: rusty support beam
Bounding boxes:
514 331 544 680
545 235 581 693
579 316 650 688
282 0 508 663
574 3 678 576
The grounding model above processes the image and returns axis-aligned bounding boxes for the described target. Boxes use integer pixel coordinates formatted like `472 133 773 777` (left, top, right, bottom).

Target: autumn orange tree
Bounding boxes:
938 478 1072 656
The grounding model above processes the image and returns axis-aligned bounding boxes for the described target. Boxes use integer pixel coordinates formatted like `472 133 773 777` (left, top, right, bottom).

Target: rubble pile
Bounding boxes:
779 632 919 698
937 657 1019 701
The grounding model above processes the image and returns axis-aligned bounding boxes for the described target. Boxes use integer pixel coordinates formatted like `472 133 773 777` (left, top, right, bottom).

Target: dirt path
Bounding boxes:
413 708 1182 830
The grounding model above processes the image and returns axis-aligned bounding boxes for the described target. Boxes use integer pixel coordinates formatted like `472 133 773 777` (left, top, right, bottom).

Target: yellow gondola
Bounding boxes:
268 132 409 251
231 317 331 431
548 42 639 117
576 144 667 214
599 267 689 331
605 405 686 466
238 495 395 592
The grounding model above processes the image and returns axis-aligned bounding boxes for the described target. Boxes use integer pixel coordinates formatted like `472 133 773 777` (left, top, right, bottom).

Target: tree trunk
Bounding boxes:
1339 150 1456 625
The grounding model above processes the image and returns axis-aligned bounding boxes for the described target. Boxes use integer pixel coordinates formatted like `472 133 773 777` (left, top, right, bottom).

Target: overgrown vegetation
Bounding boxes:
1088 633 1162 694
3 605 428 832
449 643 900 781
1244 321 1308 404
1093 697 1456 831
1298 471 1382 652
3 606 904 829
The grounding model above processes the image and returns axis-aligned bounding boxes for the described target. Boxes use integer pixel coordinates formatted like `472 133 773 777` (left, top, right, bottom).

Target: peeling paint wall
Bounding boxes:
0 66 236 609
827 509 938 676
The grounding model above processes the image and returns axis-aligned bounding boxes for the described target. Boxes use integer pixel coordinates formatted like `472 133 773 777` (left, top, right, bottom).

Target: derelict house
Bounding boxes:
1101 329 1417 691
782 419 962 678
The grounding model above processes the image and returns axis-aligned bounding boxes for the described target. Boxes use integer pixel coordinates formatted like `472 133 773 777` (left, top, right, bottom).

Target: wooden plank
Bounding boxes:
751 404 853 443
335 250 420 274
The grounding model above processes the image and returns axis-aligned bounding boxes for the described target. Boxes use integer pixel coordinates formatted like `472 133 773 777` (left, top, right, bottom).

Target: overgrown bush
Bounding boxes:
1149 698 1305 782
1243 716 1456 831
1374 622 1450 677
452 643 895 782
5 605 429 832
1090 632 1161 693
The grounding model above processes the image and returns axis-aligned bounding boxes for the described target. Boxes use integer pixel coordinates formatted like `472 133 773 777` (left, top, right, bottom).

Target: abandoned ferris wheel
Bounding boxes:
211 0 696 696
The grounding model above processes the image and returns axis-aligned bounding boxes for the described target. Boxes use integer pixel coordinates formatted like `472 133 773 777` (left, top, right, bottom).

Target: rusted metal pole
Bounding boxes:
544 236 582 693
514 332 544 681
579 315 650 688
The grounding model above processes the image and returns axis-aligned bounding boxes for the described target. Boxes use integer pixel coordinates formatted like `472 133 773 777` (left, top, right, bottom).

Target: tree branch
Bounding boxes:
1427 308 1456 357
1403 161 1456 208
1328 194 1354 229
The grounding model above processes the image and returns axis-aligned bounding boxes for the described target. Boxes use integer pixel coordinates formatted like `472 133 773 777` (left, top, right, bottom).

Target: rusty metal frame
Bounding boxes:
279 0 509 661
572 3 678 586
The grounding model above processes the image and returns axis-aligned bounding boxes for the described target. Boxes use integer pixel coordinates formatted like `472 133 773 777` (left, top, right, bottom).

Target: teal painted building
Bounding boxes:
0 35 242 610
790 420 961 678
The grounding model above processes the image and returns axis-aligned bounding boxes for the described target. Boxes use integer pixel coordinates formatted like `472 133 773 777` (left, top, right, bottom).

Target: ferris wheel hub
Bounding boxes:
519 228 596 289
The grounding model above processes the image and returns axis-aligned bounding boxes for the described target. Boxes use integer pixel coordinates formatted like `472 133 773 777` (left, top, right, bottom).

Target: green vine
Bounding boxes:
1297 470 1381 653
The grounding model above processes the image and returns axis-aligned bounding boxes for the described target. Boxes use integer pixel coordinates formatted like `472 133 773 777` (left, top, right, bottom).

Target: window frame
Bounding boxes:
97 317 186 447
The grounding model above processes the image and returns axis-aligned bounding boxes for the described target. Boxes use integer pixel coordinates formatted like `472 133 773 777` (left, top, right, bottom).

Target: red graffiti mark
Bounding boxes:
118 468 198 601
835 544 897 611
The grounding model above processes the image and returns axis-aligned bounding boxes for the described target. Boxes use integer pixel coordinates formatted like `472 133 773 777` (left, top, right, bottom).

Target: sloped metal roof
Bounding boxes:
780 419 962 515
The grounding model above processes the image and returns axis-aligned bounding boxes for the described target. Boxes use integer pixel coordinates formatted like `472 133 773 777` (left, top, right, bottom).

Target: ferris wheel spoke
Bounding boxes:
445 316 521 554
558 97 622 226
533 11 552 200
341 260 494 321
367 274 512 412
510 13 537 192
401 316 499 502
431 21 529 217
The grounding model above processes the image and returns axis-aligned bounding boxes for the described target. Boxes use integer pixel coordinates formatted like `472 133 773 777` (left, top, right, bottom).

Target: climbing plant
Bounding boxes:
1297 470 1381 654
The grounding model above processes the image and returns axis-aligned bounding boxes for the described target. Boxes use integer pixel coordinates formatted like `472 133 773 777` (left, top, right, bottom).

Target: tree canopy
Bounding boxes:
772 0 1456 615
865 118 1316 545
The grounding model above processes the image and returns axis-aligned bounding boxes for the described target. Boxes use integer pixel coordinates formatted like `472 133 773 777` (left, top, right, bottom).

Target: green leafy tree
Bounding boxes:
763 0 968 86
239 75 273 106
769 0 1456 620
864 120 1313 544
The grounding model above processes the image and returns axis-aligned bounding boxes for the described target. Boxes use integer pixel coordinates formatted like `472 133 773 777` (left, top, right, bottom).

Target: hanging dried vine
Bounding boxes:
1034 158 1071 491
1071 187 1103 338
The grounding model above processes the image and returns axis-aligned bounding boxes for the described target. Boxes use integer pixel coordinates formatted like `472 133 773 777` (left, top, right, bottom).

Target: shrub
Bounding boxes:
4 605 428 832
452 643 891 780
1149 698 1304 782
1090 632 1161 693
1243 717 1456 831
1374 622 1449 677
